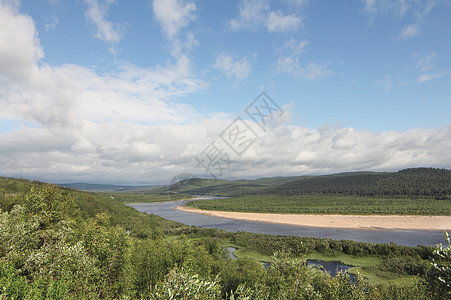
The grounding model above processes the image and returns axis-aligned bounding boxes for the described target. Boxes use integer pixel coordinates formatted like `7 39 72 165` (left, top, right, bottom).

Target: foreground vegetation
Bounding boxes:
186 194 451 215
1 177 450 299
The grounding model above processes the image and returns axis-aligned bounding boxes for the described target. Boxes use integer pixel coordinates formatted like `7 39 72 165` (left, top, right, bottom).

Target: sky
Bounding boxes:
0 0 450 185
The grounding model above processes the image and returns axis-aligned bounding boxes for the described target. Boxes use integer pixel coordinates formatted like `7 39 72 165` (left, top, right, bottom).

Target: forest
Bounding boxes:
266 168 451 198
0 176 450 299
186 194 451 215
165 168 451 199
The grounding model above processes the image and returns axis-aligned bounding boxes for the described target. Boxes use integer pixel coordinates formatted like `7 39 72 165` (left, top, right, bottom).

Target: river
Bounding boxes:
128 198 447 247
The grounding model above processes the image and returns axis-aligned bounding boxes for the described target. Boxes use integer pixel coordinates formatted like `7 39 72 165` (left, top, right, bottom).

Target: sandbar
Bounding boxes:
176 206 451 231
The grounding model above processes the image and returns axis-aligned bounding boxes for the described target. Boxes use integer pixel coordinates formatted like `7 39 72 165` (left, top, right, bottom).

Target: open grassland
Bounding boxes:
186 195 451 215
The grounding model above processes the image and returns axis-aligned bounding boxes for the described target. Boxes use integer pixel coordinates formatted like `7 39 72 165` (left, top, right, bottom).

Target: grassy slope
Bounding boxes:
0 177 186 233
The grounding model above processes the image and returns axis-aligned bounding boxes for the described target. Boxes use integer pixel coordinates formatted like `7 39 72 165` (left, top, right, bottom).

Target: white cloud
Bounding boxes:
285 0 306 7
301 62 333 80
399 23 419 39
415 53 436 72
84 0 124 45
413 53 448 83
2 109 450 184
184 32 199 49
282 39 309 56
267 11 301 32
0 3 43 81
362 0 432 18
152 0 196 38
0 3 206 128
214 53 252 80
362 0 438 32
362 0 377 14
228 0 268 31
228 0 303 32
275 40 332 80
0 0 20 11
417 72 446 83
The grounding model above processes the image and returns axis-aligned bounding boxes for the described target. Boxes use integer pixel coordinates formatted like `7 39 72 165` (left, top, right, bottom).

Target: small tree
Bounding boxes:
425 231 451 299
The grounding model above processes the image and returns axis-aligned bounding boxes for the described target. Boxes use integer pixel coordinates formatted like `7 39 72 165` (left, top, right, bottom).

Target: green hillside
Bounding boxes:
0 176 181 234
267 168 451 198
166 168 451 199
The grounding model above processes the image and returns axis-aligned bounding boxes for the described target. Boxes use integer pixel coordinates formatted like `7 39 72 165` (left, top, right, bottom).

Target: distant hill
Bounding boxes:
266 168 451 198
164 168 451 198
57 182 155 192
5 167 450 198
166 176 302 196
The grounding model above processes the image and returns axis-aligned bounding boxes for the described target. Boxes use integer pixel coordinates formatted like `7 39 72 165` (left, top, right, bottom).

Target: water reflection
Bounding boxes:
225 247 237 260
307 260 355 281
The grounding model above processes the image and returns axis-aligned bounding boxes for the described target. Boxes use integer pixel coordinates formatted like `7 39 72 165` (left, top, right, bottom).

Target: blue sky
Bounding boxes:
0 0 450 184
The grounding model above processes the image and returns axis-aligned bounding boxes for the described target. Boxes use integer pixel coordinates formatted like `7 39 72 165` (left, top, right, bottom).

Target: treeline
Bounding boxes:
187 194 451 215
266 168 451 198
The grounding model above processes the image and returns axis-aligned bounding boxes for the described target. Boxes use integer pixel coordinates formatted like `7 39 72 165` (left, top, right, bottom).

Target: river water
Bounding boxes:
129 199 447 247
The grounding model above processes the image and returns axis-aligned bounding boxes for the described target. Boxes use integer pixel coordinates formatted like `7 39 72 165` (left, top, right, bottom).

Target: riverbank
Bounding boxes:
177 206 451 231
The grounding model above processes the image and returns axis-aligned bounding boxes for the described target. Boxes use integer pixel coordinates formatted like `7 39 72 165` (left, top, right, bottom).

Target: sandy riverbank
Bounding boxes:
176 206 451 231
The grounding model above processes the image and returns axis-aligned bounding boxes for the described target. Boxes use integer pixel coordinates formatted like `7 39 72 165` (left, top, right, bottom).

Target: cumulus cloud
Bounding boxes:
152 0 197 70
0 2 212 184
153 0 196 38
84 0 124 46
228 0 303 32
214 54 252 80
0 3 43 81
3 109 450 184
